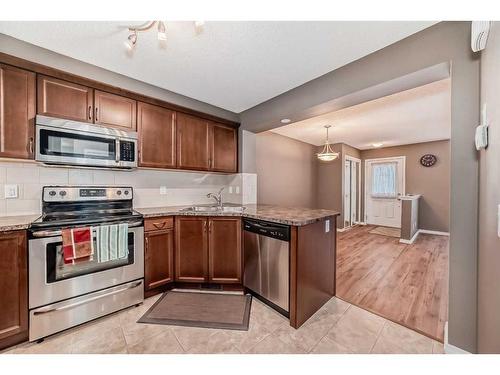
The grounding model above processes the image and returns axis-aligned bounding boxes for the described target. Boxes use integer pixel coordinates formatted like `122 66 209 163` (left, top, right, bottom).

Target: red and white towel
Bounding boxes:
61 227 94 264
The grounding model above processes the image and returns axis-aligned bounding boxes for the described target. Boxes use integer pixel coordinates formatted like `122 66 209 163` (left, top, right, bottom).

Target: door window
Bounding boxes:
371 162 397 198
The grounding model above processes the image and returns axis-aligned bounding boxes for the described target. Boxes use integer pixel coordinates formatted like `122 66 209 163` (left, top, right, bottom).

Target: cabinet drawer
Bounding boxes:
145 217 174 232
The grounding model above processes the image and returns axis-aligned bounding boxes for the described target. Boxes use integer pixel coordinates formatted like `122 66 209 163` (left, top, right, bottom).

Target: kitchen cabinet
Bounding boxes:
175 216 241 284
210 123 238 173
94 90 137 130
0 231 28 350
176 112 210 171
175 217 209 282
137 102 176 168
208 217 242 283
37 75 94 122
0 64 35 159
144 217 174 292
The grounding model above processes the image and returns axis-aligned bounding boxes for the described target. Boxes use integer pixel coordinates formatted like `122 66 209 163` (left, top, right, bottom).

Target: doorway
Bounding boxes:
344 156 361 228
364 156 406 228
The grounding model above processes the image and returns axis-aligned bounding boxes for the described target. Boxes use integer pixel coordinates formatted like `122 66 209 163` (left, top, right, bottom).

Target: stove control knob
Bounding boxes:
124 190 129 195
49 190 56 196
117 190 122 195
59 191 67 197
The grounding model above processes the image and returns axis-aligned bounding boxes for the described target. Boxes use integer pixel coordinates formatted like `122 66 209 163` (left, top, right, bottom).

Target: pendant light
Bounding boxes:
317 125 339 162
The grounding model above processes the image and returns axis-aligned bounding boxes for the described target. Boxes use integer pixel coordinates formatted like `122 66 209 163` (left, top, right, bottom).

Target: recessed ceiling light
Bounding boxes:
372 143 384 148
280 118 291 124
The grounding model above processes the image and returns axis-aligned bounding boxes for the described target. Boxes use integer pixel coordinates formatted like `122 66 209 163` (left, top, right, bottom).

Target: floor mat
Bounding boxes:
138 291 252 331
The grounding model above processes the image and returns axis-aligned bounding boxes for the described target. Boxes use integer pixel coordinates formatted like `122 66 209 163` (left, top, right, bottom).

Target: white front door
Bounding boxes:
365 157 405 228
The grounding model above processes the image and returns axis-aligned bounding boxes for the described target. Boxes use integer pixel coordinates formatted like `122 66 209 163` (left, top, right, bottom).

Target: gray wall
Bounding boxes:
0 33 238 122
242 22 480 352
477 22 500 353
256 132 317 208
361 140 450 233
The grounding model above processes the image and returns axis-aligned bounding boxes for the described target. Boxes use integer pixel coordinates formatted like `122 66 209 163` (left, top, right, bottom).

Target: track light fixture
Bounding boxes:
124 21 204 49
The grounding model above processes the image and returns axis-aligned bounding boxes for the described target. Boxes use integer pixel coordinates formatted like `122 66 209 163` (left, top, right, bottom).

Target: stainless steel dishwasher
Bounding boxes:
243 218 290 316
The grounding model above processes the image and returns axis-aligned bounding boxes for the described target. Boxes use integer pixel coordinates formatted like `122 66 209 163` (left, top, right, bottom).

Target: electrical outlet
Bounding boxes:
4 184 18 199
159 186 167 195
229 186 233 194
325 220 330 233
235 186 240 194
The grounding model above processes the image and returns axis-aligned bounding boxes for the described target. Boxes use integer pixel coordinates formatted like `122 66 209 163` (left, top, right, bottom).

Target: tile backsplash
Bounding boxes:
0 160 257 217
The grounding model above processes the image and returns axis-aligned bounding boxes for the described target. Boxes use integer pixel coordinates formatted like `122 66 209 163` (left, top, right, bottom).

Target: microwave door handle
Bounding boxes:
115 139 120 163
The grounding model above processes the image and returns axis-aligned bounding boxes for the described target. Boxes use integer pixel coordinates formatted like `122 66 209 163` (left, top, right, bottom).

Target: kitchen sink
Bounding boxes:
180 203 246 213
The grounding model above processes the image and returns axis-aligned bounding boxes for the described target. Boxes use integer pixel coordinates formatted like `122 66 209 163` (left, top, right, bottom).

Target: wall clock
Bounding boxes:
420 154 437 167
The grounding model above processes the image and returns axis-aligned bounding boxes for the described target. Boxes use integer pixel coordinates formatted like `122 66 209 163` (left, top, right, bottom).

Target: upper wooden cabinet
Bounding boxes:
137 102 176 168
37 75 93 122
210 123 238 173
0 64 35 159
175 217 209 283
208 217 242 283
94 90 137 130
0 231 28 350
176 112 210 171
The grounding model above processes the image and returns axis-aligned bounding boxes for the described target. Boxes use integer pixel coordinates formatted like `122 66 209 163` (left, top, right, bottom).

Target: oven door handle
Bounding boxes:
31 220 144 238
33 280 143 316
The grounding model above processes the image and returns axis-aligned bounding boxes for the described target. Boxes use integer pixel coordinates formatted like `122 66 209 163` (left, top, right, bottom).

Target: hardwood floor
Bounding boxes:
336 225 449 342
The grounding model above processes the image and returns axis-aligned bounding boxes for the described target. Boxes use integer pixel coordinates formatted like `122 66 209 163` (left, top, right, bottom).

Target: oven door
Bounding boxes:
36 124 137 169
29 224 144 309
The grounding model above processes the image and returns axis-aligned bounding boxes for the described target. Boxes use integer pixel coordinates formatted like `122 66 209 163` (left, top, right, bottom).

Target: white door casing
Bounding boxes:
344 155 361 228
365 156 405 228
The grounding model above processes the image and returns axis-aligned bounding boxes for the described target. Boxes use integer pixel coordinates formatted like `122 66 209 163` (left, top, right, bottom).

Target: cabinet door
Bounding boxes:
0 65 35 159
145 229 174 290
208 217 242 283
175 217 208 282
94 90 137 130
37 75 93 122
176 112 210 171
210 123 238 172
137 102 176 168
0 231 27 350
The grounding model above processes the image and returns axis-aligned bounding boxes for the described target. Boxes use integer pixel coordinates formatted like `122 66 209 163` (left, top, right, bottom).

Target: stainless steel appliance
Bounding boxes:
243 218 290 315
35 115 137 169
28 186 144 341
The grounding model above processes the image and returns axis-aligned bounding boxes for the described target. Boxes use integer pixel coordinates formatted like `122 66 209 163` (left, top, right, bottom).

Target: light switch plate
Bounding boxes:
229 186 233 194
235 186 240 194
159 186 167 195
4 184 18 199
497 204 500 238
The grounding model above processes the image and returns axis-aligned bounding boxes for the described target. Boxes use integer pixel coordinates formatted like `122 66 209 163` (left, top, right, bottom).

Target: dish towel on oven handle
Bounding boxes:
61 227 94 265
96 223 129 262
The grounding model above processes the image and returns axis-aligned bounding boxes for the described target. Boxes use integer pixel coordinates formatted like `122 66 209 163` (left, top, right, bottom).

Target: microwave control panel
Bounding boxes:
120 141 135 162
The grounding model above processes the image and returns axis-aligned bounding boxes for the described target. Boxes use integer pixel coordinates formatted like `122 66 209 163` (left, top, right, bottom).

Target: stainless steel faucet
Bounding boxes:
207 187 224 208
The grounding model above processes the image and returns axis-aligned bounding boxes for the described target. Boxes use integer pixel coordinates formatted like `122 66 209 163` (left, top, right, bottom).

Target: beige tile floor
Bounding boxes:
2 295 445 354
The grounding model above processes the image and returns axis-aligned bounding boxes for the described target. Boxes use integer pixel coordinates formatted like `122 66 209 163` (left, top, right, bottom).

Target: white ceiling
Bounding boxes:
271 78 451 150
0 21 436 112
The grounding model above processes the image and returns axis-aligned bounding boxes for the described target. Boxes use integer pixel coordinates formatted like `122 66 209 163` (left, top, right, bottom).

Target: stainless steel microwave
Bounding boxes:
35 115 138 169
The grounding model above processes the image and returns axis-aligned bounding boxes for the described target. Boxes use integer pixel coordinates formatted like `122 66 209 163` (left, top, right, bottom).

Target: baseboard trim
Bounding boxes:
419 229 450 236
444 321 471 354
399 230 420 244
337 227 348 232
355 221 367 226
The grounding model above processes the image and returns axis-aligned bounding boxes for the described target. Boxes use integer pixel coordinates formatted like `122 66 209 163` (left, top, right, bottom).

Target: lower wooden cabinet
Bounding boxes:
175 217 209 282
145 229 174 290
208 218 242 283
0 231 28 350
175 216 241 284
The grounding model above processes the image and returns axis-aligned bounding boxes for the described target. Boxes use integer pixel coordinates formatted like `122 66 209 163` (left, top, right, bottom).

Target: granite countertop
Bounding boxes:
138 204 339 226
0 205 339 232
0 214 40 232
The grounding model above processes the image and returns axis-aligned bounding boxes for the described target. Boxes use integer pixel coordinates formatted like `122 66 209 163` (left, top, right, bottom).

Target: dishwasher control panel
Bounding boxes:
243 219 290 241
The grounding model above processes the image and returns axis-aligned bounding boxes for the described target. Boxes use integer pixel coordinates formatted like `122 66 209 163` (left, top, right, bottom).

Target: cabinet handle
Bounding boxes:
208 157 212 169
88 106 92 120
95 107 98 122
145 237 149 254
208 220 212 233
203 221 207 232
28 137 34 154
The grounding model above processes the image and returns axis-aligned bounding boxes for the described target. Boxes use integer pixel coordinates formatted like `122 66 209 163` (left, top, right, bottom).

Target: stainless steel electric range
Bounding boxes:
28 186 144 341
